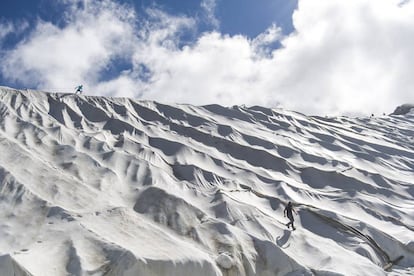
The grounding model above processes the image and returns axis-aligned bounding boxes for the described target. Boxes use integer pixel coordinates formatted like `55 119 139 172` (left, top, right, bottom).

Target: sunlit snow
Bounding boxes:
0 87 413 275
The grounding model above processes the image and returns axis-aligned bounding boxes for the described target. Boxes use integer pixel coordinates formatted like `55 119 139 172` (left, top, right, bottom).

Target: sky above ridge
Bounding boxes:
0 0 413 115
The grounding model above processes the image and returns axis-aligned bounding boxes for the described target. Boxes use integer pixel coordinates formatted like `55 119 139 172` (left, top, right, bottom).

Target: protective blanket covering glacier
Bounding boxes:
0 87 413 275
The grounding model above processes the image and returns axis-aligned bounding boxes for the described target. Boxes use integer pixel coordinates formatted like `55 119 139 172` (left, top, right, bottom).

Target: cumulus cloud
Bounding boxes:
1 0 137 91
275 0 414 115
252 24 282 57
130 0 414 115
1 0 414 115
135 31 261 105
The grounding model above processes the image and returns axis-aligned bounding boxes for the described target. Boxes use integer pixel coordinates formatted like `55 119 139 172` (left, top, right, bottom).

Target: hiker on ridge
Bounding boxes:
284 201 297 230
75 85 83 95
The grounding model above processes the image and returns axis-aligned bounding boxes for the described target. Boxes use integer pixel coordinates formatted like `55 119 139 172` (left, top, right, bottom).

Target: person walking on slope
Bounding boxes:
75 85 83 95
284 201 297 230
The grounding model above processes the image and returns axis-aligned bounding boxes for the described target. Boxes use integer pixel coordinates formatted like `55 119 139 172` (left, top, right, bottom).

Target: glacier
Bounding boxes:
0 87 413 275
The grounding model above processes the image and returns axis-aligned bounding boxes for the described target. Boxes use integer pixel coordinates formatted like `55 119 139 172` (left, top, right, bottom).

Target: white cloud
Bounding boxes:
131 0 414 115
1 0 414 115
1 0 137 91
0 22 14 42
139 8 196 47
272 0 414 115
200 0 220 29
0 20 29 45
134 31 261 105
252 24 282 57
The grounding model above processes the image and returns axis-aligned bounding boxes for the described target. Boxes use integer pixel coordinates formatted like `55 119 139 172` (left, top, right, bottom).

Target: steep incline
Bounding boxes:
0 87 413 275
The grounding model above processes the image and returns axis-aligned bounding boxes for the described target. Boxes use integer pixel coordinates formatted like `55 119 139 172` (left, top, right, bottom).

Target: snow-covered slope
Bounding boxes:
391 104 414 116
0 87 413 276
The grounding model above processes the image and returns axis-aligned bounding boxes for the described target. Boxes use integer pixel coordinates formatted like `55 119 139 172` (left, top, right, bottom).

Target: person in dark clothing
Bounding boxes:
75 85 83 95
284 201 297 230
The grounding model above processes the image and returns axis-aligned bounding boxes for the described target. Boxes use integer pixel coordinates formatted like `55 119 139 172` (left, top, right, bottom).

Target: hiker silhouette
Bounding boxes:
75 85 83 94
284 201 298 230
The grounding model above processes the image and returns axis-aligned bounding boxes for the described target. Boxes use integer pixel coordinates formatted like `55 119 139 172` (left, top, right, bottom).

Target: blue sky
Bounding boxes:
0 0 413 115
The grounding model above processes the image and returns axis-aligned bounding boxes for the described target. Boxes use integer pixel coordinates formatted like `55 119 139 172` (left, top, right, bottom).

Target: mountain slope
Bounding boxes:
0 87 413 275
